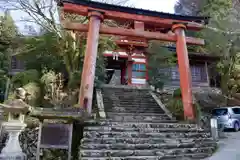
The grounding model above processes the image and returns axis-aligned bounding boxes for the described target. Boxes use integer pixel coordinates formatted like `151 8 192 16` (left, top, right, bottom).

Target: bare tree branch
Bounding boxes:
205 26 240 35
0 0 131 37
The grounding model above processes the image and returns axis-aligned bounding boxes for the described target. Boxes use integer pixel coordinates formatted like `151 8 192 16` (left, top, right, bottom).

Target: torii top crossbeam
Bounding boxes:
58 0 209 120
60 0 208 31
59 0 208 45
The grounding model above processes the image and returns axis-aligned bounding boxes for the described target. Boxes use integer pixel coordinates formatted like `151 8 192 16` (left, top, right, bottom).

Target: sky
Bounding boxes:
1 0 177 34
130 0 176 13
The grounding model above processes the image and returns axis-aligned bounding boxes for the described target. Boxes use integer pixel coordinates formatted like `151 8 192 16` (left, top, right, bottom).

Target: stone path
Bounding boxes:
205 132 240 160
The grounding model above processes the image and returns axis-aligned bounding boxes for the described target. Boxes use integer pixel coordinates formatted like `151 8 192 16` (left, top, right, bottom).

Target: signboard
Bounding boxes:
36 123 73 160
40 123 70 149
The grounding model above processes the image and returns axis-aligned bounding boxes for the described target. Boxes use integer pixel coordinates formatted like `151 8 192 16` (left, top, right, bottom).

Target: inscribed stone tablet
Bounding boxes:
40 123 71 149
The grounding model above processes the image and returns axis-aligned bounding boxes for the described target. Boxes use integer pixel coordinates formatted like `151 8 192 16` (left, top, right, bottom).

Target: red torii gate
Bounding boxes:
58 0 208 120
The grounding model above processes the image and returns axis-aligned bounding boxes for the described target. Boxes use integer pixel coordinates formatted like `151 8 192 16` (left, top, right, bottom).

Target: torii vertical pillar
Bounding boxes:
79 11 103 114
127 56 133 85
172 24 195 120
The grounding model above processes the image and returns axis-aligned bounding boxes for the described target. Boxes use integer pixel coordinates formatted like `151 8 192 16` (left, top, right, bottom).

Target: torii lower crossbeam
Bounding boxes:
62 22 205 45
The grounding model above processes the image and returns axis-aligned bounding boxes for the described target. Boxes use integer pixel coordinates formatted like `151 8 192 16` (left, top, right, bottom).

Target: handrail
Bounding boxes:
96 89 106 119
149 91 174 120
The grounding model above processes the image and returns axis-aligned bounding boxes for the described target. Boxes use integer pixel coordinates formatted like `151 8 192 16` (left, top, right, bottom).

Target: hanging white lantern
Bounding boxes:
113 52 116 60
116 52 119 60
113 52 119 60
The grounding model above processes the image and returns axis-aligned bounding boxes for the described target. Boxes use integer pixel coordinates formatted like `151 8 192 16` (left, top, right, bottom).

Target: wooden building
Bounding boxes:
9 56 25 76
161 46 220 88
103 45 220 88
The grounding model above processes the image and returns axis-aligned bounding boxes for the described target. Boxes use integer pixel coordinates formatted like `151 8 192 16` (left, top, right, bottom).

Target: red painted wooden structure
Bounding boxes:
58 0 208 120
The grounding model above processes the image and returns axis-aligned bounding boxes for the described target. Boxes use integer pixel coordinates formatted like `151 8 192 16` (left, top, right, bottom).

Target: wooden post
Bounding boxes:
67 123 73 160
36 121 43 160
79 11 103 114
134 21 144 31
172 24 195 120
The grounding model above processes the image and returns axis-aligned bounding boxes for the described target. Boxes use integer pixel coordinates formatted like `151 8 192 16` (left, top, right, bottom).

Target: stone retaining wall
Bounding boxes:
1 127 69 160
20 128 38 159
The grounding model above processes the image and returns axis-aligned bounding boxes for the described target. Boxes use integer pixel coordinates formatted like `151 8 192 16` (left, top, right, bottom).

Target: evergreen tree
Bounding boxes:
147 41 176 89
175 0 240 98
174 0 202 16
0 10 18 74
0 10 18 101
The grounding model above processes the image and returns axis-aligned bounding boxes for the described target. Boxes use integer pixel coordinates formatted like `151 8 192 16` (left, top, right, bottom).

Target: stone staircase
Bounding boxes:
79 86 217 160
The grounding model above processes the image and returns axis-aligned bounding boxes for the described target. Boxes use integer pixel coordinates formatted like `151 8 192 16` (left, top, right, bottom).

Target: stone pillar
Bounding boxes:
0 88 30 159
172 24 195 120
210 118 219 140
0 122 27 160
79 11 103 114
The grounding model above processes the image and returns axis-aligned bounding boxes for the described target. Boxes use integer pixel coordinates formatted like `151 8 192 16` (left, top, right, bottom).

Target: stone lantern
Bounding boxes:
0 88 31 160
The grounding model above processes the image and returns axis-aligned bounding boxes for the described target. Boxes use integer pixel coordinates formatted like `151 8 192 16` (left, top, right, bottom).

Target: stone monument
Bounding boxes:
0 88 31 160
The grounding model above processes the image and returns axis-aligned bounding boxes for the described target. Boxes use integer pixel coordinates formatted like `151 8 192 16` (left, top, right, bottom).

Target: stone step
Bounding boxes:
102 91 151 95
81 137 215 144
103 98 156 102
102 90 150 92
105 107 165 113
81 142 216 150
104 107 163 112
103 90 150 95
103 96 154 99
106 112 170 117
119 100 157 103
84 127 202 133
104 106 164 111
84 122 198 129
104 103 161 107
106 113 172 122
105 119 177 123
104 102 159 106
103 91 150 94
103 99 155 103
83 131 211 139
103 94 148 97
80 153 212 160
80 147 215 157
102 90 150 94
115 96 153 100
102 88 148 91
102 89 149 91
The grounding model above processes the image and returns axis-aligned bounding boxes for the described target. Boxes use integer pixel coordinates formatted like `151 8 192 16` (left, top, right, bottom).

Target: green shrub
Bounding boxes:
40 70 57 86
0 76 6 89
167 88 203 122
12 69 39 88
0 76 6 102
194 101 203 123
68 71 81 90
23 82 42 107
167 98 184 120
173 88 182 98
6 91 15 101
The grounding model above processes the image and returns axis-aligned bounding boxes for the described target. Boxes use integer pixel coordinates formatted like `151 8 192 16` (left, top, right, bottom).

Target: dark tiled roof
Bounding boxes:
60 0 209 24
